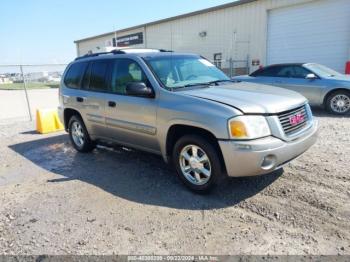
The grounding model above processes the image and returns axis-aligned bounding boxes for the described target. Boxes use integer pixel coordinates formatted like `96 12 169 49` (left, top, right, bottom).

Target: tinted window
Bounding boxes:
64 62 88 89
293 66 311 78
251 66 283 77
89 61 110 91
110 59 150 95
81 63 91 89
276 66 294 78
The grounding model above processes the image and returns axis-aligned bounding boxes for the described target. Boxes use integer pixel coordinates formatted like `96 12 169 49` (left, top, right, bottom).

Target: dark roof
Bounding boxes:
265 63 306 67
74 0 257 43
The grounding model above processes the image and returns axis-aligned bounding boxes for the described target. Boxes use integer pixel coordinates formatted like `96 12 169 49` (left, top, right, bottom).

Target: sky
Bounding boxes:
0 0 235 65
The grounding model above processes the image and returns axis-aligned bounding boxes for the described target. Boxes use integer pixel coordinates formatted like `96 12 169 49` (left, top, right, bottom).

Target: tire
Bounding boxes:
326 90 350 115
172 135 223 193
68 115 95 153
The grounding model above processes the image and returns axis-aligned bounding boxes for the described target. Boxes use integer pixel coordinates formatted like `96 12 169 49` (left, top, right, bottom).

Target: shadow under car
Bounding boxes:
9 134 283 210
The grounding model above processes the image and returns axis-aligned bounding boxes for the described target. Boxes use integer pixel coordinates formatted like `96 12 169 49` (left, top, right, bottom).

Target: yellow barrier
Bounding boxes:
36 108 64 134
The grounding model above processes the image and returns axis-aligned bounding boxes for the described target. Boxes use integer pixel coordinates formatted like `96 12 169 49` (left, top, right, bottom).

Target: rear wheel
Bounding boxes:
172 135 223 193
68 115 95 153
326 91 350 115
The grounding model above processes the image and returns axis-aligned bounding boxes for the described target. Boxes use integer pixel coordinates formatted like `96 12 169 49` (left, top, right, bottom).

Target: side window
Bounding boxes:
81 63 91 89
251 66 282 77
276 66 295 78
64 62 88 89
89 61 110 92
110 59 150 95
293 66 311 79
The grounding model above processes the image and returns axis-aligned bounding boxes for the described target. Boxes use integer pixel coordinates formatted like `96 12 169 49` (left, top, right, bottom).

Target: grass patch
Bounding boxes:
0 82 59 90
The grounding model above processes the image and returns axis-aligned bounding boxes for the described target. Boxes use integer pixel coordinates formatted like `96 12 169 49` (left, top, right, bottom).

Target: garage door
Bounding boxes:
267 0 350 73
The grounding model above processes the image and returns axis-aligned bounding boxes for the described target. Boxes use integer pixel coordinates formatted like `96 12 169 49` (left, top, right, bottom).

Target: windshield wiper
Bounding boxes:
207 79 236 85
182 82 211 88
181 79 235 89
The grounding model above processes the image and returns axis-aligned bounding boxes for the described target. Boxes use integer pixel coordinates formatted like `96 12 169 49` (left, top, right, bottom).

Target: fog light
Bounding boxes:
234 144 252 150
261 155 276 170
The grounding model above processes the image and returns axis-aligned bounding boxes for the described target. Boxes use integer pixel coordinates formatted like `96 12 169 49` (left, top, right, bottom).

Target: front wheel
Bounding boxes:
68 115 95 153
326 91 350 115
172 135 223 193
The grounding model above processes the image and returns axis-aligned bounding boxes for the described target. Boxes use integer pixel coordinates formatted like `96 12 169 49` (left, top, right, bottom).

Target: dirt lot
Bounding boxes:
0 109 349 255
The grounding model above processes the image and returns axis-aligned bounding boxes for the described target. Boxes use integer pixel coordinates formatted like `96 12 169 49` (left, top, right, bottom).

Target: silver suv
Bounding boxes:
59 49 318 193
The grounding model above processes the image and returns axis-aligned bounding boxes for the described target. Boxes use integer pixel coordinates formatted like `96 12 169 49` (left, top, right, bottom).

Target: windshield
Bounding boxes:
145 55 230 89
305 63 342 77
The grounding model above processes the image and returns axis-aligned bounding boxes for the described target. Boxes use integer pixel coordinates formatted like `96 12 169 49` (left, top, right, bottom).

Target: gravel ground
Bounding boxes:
0 109 349 255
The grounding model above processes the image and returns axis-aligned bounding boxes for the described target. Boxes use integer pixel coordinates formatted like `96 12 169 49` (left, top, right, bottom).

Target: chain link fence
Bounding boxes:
0 64 67 121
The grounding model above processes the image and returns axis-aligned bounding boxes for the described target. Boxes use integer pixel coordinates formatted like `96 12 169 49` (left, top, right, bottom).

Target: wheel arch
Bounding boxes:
63 108 83 130
165 124 227 174
323 88 350 107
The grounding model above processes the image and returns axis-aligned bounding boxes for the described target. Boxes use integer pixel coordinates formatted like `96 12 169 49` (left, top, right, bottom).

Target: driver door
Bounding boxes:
104 58 160 153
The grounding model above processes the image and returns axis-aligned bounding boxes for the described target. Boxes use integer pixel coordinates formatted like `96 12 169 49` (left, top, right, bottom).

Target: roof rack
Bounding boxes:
75 48 173 61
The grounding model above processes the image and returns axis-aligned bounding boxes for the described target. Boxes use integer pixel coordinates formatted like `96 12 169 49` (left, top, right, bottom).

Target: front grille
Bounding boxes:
278 105 309 136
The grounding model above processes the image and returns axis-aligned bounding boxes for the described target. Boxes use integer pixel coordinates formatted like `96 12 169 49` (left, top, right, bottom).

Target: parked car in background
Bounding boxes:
233 63 350 115
59 49 317 193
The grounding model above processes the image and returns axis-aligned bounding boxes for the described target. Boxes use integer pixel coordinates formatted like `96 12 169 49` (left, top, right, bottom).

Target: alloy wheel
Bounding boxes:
179 144 212 186
71 121 85 147
330 94 350 113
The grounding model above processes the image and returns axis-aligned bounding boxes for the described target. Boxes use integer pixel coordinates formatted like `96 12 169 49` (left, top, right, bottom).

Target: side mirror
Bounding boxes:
306 73 317 80
126 82 154 98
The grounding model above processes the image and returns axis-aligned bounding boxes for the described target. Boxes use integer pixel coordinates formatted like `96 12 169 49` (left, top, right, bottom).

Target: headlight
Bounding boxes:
228 115 271 140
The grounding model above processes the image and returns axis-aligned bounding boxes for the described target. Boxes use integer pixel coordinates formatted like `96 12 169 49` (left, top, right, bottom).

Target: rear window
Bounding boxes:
64 62 88 89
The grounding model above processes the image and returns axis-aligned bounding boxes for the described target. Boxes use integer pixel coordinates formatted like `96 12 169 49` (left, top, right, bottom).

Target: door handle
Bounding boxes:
76 97 84 103
108 101 117 107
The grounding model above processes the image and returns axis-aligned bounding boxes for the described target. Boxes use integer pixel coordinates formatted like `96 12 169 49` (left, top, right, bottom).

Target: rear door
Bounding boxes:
62 62 89 119
104 58 160 153
80 60 111 138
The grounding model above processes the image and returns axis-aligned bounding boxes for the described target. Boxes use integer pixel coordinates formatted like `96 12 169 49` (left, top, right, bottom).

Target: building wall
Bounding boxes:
144 0 316 72
76 0 318 72
77 33 115 57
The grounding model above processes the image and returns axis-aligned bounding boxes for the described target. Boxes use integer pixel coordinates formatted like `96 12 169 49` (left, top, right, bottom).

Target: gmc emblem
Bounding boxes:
289 114 305 126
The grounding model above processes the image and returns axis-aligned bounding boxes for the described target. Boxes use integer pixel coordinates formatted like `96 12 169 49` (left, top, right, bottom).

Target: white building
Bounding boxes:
74 0 350 75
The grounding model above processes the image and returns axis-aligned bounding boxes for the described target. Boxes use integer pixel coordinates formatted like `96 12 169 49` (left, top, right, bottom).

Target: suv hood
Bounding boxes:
180 82 307 114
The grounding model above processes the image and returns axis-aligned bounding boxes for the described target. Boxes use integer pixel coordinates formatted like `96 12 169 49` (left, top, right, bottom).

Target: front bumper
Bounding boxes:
219 121 318 177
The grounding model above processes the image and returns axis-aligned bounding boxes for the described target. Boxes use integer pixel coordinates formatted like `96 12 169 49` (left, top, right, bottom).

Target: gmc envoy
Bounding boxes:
59 49 318 193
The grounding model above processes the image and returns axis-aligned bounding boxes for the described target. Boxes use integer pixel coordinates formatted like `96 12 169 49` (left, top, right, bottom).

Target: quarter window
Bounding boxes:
64 62 88 89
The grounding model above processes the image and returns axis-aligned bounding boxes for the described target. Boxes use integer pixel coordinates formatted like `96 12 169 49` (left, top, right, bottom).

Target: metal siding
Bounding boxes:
76 0 327 72
145 0 314 71
267 0 350 72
